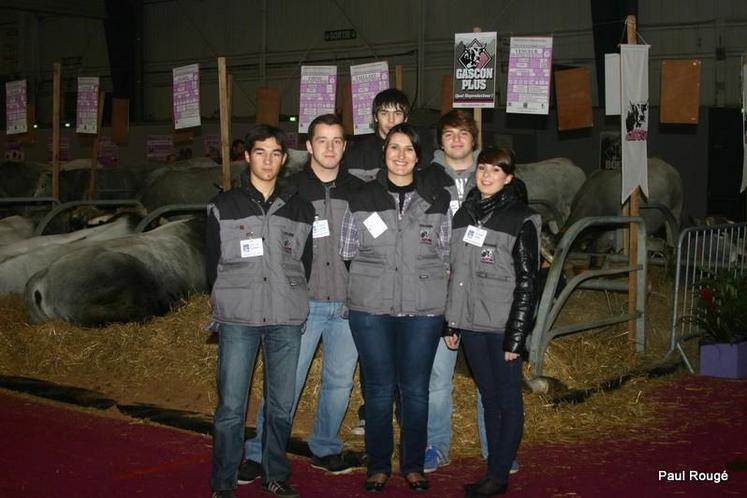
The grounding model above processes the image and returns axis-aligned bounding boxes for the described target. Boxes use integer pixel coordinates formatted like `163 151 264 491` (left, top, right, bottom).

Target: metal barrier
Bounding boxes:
0 197 60 207
527 216 648 377
135 204 206 232
34 200 145 235
665 222 747 373
528 198 563 233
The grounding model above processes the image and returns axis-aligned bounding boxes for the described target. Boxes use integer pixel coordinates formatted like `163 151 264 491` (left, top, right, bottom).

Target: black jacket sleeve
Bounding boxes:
301 229 313 282
503 220 540 353
205 206 221 291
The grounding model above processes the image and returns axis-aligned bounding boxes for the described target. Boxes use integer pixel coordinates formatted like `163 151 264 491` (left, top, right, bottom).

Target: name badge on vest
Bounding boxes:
313 219 330 239
463 225 487 247
363 212 387 239
240 238 263 258
449 200 460 216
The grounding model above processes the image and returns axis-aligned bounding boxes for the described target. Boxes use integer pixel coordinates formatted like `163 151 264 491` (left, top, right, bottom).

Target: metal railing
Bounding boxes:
527 216 648 377
135 204 206 232
666 222 747 373
34 200 145 235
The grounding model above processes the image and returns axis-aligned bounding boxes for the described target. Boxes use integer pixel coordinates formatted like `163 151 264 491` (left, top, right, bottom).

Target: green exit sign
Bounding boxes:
324 29 356 42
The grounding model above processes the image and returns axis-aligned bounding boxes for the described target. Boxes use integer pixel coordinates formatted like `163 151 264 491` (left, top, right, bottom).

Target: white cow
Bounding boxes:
514 157 588 233
0 215 140 294
0 215 35 246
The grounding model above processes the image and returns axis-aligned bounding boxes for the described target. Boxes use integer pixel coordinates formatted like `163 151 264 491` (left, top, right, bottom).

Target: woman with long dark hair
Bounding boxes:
339 123 451 492
444 148 540 497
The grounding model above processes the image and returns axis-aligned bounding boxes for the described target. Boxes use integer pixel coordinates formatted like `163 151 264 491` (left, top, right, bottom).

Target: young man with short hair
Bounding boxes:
344 88 410 182
239 114 365 483
207 125 315 498
421 109 480 473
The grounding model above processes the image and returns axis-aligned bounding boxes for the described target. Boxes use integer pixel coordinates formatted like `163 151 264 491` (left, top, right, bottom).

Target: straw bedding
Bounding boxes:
0 267 689 456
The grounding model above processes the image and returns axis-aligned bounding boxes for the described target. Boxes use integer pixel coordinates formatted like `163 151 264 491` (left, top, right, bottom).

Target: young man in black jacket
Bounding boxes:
207 125 314 498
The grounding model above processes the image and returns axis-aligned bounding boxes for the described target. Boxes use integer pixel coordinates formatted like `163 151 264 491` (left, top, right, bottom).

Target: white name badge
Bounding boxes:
239 238 263 258
363 212 388 239
449 200 461 216
312 219 330 239
463 225 487 247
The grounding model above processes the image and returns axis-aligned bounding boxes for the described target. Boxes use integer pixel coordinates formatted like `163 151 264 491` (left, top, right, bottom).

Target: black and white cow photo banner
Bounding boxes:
620 44 650 204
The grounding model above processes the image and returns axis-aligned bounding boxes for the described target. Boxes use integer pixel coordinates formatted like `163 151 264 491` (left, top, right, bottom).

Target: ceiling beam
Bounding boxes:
0 1 106 19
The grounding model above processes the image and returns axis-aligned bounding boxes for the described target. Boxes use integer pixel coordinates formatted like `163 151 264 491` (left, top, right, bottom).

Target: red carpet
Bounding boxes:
1 375 745 497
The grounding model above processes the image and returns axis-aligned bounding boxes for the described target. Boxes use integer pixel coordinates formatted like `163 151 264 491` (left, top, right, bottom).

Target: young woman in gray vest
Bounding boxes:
339 123 451 492
444 148 540 497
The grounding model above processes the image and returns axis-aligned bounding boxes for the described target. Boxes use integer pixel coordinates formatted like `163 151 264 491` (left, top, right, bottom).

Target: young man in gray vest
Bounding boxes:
207 125 314 498
239 114 364 483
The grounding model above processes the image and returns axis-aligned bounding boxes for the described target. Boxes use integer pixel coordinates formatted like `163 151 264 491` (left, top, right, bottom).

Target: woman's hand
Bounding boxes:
504 351 520 362
444 334 460 350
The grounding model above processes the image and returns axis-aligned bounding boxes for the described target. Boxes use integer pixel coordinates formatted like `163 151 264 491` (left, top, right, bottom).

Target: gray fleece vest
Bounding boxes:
308 192 350 303
347 194 449 315
210 199 312 326
446 210 541 332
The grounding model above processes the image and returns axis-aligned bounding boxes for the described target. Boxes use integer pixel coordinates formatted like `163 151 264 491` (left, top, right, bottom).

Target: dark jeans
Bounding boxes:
349 311 442 476
461 331 524 484
210 323 301 491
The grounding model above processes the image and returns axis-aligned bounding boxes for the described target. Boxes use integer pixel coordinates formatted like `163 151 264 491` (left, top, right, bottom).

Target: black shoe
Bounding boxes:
262 480 300 498
237 459 262 485
364 473 389 492
464 477 507 496
211 490 236 498
405 472 430 492
311 453 354 475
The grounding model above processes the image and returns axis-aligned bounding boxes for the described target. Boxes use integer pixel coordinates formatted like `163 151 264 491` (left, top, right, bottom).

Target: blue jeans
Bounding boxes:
461 331 523 483
245 301 358 461
210 323 301 491
349 310 442 476
426 339 457 458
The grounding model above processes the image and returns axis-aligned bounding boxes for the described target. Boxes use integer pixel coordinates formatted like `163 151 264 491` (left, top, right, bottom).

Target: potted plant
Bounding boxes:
688 269 747 379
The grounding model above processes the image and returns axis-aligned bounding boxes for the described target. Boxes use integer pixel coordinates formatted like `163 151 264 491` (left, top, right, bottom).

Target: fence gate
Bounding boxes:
666 222 747 373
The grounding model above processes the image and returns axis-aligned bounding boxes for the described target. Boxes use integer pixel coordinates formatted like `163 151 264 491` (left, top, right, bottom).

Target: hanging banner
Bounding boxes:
605 53 621 115
620 44 650 204
5 79 27 135
453 31 498 108
76 76 100 134
299 65 337 133
506 37 552 115
172 63 201 129
742 58 747 193
350 61 389 135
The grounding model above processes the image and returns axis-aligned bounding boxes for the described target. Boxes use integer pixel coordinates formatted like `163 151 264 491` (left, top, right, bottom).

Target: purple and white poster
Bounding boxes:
173 63 201 130
98 135 119 167
299 65 337 133
4 140 23 161
146 135 175 162
506 37 553 115
203 133 221 159
453 32 498 108
5 79 27 135
350 61 389 135
76 76 100 134
47 134 71 162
